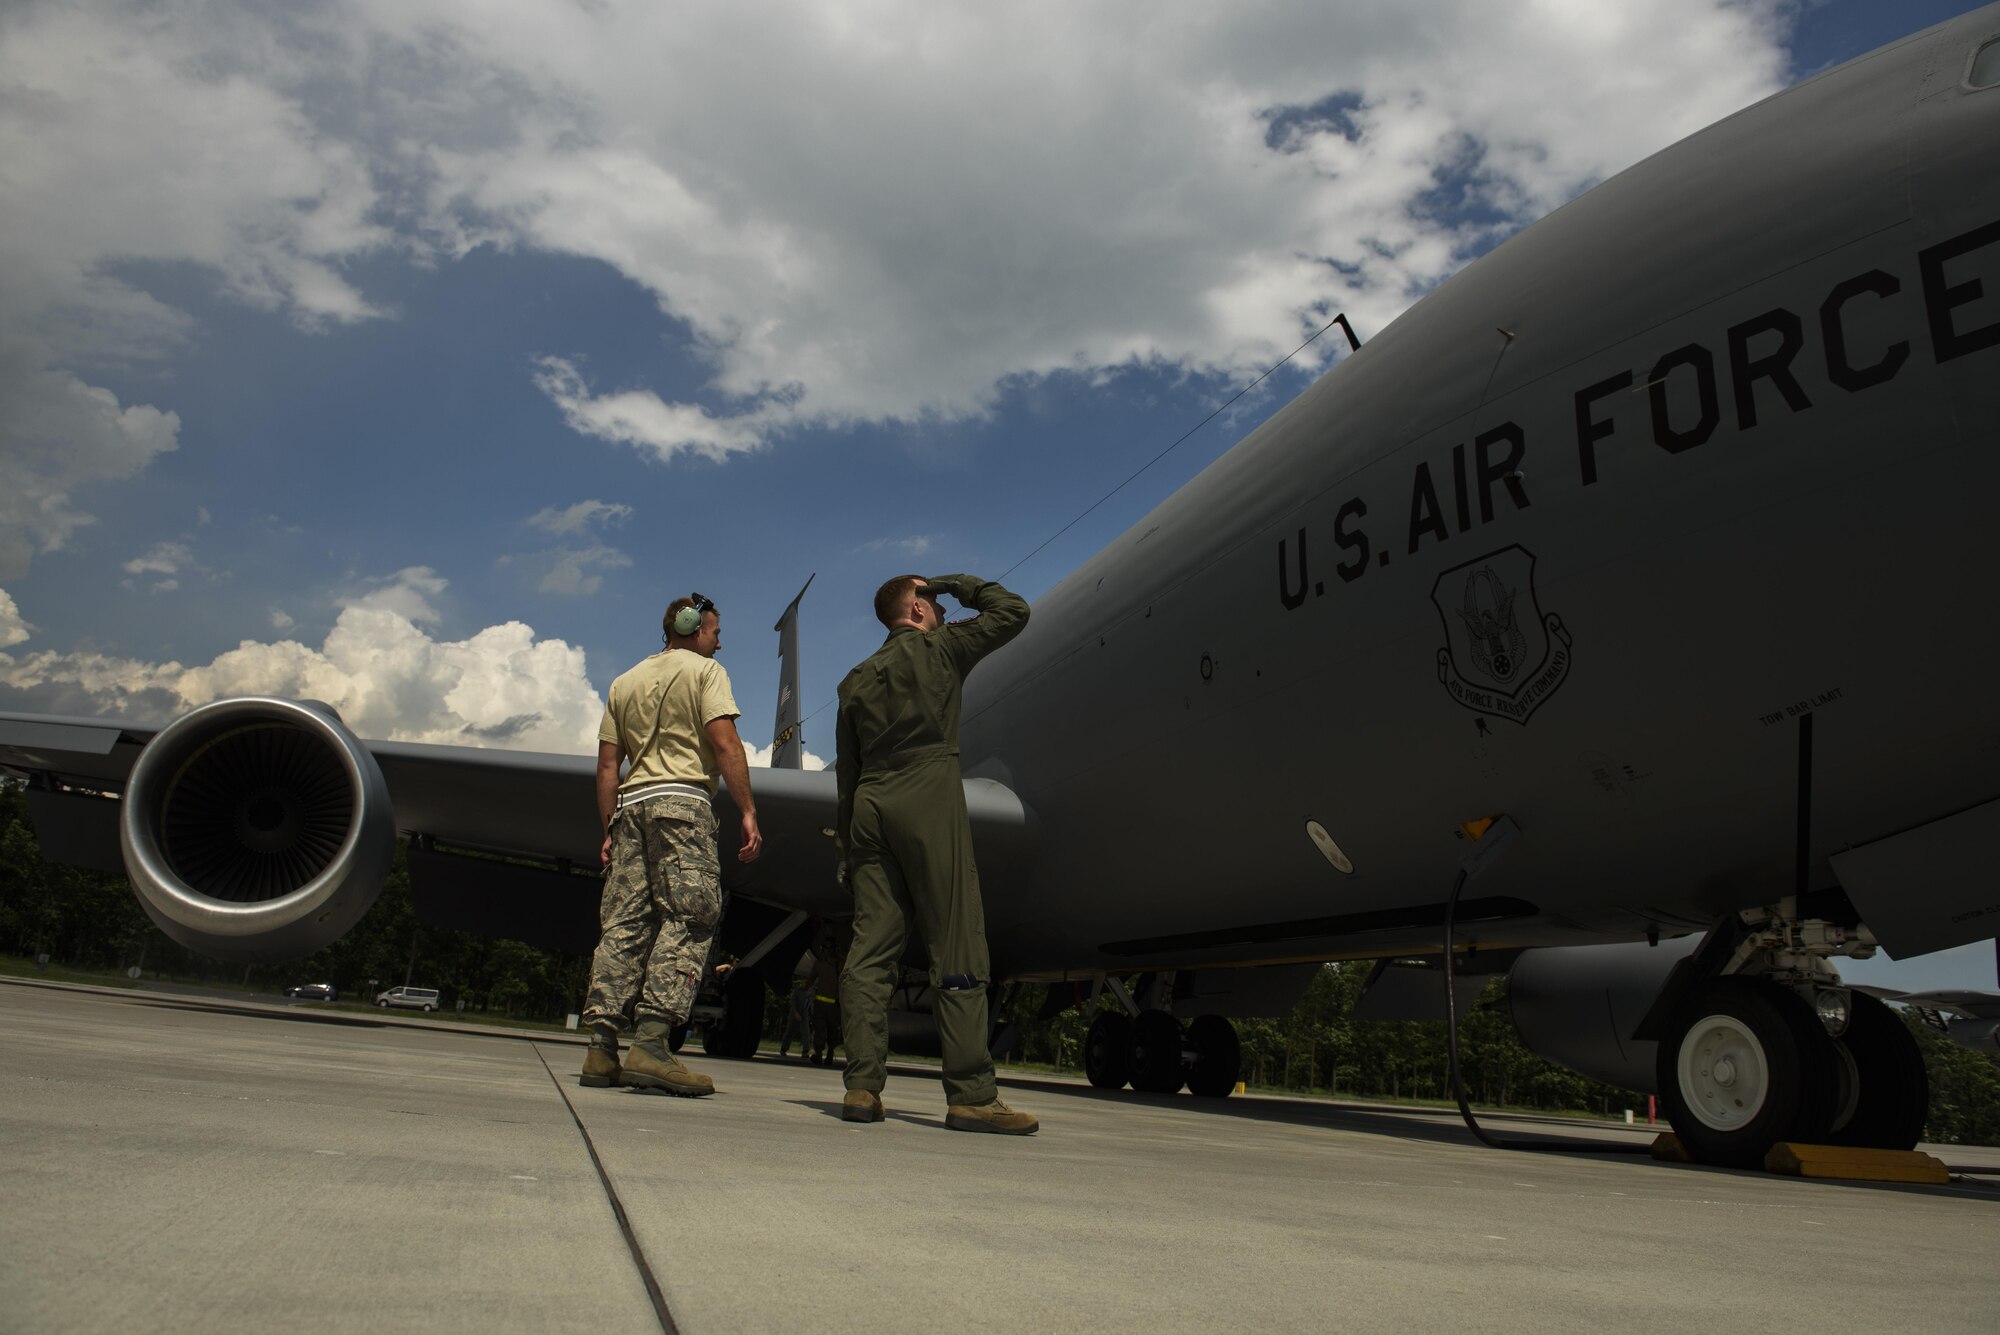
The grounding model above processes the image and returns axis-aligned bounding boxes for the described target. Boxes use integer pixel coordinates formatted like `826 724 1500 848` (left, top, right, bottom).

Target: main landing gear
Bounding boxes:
1653 907 1928 1168
1083 1007 1242 1098
700 971 767 1059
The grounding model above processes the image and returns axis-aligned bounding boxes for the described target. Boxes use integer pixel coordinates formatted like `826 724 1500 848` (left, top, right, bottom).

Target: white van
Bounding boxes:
374 986 442 1012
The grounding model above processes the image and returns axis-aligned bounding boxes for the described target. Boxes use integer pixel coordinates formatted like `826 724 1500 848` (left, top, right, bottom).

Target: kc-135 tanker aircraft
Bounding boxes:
6 6 2000 1170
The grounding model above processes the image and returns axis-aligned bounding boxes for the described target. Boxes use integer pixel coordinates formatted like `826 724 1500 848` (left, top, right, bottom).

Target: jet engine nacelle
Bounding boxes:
1505 935 1704 1094
120 698 395 964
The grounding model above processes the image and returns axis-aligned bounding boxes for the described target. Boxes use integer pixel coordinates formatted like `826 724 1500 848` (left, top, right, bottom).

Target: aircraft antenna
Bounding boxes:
996 313 1360 582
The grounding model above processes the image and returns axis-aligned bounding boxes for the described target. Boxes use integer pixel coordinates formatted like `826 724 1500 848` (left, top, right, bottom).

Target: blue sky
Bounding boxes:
1 1 1991 989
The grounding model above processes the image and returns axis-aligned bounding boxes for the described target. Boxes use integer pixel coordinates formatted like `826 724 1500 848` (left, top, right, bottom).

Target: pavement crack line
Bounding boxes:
533 1045 679 1335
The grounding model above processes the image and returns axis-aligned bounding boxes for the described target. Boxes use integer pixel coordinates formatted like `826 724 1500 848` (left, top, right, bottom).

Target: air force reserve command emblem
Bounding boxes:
1432 544 1572 725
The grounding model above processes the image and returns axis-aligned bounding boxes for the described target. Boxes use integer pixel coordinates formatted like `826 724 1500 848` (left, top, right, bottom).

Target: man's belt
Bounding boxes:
860 743 959 777
617 781 712 808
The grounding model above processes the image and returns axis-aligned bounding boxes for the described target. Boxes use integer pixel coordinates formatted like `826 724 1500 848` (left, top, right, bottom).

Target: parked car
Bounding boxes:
285 982 336 1002
374 986 442 1012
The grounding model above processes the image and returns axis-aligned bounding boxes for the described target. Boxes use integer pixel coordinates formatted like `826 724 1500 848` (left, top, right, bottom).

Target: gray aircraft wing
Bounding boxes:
0 706 1035 959
1850 983 2000 1057
1852 985 2000 1021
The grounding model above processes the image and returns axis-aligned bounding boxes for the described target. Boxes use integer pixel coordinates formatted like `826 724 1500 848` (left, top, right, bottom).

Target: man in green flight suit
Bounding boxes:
835 573 1037 1134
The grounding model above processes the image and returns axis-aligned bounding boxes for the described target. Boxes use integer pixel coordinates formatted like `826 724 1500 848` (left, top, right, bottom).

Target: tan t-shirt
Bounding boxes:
598 650 741 796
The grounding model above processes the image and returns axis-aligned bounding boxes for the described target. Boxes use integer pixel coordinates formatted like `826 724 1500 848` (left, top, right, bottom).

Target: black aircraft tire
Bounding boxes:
1826 991 1929 1150
668 1023 689 1054
1127 1009 1187 1095
1186 1014 1241 1098
1084 1011 1133 1090
711 973 766 1060
1657 977 1835 1169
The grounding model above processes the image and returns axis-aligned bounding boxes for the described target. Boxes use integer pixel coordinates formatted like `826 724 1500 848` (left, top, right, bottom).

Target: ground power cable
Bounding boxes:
1442 866 1651 1157
787 313 1360 737
533 1046 681 1335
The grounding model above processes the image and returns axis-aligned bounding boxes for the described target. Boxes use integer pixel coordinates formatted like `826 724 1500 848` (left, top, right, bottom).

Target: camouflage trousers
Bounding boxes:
583 793 723 1031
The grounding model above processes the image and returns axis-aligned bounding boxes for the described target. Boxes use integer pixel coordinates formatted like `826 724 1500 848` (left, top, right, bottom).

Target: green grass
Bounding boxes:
0 953 170 992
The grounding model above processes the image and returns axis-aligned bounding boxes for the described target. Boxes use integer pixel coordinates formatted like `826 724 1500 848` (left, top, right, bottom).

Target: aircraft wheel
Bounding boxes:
1825 992 1928 1150
1127 1009 1187 1094
1083 1012 1132 1089
1656 976 1836 1168
668 1023 689 1054
1186 1014 1240 1098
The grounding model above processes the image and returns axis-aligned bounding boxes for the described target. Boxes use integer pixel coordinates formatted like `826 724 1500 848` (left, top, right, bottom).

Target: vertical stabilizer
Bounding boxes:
770 573 815 768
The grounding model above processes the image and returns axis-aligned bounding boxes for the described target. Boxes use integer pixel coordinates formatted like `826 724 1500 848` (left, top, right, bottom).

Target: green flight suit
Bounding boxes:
835 574 1029 1105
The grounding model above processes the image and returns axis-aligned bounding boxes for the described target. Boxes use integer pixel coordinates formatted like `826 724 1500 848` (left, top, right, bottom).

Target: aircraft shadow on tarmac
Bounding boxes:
987 1068 1647 1155
968 1067 2000 1197
868 1058 1651 1156
68 995 1998 1198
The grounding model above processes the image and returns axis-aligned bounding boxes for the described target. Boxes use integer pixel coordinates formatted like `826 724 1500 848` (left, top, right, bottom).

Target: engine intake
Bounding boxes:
120 698 395 963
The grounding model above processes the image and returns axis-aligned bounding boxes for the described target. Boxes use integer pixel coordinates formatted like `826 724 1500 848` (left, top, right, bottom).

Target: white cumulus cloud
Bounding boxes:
0 353 181 577
121 541 194 577
0 589 34 650
526 499 634 536
531 356 766 464
0 1 398 573
416 0 1790 449
536 545 632 598
743 738 827 772
0 570 605 753
0 0 1796 513
857 535 935 556
514 502 635 597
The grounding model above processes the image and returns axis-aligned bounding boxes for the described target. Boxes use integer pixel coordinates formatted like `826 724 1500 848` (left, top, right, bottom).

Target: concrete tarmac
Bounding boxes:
4 978 1998 1334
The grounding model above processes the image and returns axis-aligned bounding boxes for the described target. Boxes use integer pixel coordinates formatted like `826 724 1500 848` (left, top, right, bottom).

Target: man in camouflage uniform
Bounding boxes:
835 573 1037 1133
581 592 762 1096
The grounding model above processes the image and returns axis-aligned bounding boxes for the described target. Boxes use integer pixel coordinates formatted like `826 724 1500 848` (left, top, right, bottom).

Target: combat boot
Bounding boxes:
841 1089 884 1123
580 1023 621 1087
945 1098 1038 1135
621 1020 714 1097
579 1044 621 1088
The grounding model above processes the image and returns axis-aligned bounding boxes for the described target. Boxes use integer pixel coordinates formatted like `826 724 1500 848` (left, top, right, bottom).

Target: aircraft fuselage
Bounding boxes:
960 12 2000 979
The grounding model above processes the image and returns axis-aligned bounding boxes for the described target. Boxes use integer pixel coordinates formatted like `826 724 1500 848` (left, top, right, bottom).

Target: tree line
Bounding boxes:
0 782 593 1018
4 781 1997 1141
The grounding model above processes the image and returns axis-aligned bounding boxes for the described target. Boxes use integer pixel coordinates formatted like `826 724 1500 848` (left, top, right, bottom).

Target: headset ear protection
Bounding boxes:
670 594 713 638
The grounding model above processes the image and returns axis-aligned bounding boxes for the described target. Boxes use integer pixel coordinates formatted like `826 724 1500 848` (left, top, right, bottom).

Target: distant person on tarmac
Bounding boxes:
808 921 846 1066
581 592 762 1097
834 574 1036 1134
780 977 813 1059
